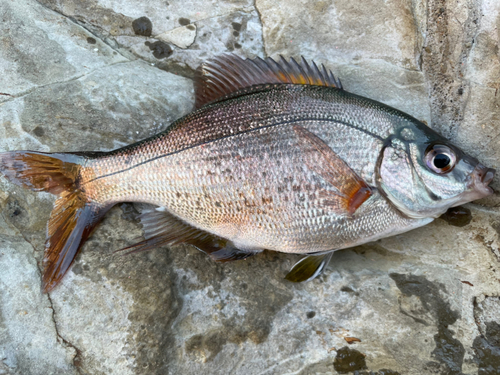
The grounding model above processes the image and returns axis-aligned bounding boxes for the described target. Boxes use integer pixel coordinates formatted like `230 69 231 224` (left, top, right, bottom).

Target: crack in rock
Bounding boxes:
0 60 132 103
0 200 81 373
33 0 133 62
253 0 267 57
46 293 83 374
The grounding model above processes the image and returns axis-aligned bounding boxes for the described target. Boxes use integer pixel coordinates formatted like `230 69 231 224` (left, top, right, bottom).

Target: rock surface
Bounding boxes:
0 0 499 374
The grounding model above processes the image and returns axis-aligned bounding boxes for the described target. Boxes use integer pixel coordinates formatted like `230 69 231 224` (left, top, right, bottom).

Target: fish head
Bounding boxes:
377 123 495 219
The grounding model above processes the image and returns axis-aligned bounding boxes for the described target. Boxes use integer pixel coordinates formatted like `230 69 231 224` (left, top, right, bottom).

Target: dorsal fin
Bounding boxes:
194 54 343 108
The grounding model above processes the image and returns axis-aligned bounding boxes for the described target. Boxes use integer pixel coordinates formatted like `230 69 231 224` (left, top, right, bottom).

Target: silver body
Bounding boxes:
81 85 434 254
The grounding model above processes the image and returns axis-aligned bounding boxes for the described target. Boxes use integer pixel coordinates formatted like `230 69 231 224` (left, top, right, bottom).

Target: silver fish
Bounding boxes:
0 55 495 290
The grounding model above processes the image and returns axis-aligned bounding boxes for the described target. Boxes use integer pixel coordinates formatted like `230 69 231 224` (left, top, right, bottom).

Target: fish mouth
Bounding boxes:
469 163 495 199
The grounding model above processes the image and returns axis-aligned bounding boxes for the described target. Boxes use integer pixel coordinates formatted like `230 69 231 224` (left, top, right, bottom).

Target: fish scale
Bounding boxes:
0 54 494 290
80 86 428 254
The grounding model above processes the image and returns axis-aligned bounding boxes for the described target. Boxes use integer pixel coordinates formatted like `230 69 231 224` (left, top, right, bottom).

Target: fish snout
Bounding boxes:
471 163 495 197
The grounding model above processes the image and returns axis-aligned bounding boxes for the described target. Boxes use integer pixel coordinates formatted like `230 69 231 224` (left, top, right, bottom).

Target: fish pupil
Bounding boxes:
434 154 451 169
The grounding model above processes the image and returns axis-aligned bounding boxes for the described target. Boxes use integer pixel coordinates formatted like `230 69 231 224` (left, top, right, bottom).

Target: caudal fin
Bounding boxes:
0 151 109 292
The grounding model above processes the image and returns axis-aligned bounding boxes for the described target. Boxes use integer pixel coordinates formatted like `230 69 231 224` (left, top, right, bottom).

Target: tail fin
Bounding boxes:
0 151 109 292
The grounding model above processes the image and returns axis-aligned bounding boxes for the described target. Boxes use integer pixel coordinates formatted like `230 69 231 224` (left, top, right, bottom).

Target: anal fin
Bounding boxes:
204 244 256 262
285 252 333 282
117 205 256 262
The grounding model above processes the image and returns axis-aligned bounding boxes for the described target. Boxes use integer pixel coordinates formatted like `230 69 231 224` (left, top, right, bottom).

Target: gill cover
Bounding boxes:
377 123 494 219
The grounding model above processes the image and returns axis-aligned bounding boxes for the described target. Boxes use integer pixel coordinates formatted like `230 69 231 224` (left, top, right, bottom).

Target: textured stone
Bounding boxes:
256 0 430 123
157 25 197 49
1 0 500 374
37 0 265 76
0 0 126 102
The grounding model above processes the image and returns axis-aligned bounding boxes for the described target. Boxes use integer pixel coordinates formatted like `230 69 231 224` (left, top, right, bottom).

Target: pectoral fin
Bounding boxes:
293 125 372 214
285 252 333 282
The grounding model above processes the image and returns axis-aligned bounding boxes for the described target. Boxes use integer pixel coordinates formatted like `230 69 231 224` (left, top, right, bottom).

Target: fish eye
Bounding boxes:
424 144 456 174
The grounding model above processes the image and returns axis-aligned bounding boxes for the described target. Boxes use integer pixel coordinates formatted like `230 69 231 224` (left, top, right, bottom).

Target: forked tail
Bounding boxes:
0 151 110 292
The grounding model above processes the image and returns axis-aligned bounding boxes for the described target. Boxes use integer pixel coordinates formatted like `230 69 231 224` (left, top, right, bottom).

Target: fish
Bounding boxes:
0 54 495 292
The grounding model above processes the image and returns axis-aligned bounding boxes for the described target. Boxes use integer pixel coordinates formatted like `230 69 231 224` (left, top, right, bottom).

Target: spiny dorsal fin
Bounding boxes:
195 54 343 108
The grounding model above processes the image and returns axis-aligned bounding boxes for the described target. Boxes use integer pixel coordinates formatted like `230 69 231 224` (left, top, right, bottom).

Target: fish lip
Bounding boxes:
470 164 495 197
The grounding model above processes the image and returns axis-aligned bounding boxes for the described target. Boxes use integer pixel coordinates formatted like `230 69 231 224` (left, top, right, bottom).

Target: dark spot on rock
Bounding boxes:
72 263 83 275
231 22 242 31
333 346 367 373
472 322 500 374
472 297 500 373
178 17 190 26
439 206 472 227
490 220 500 238
186 332 226 361
233 31 239 37
86 37 97 44
458 87 463 95
132 16 153 37
340 286 359 296
145 41 173 59
120 203 140 222
306 311 316 319
484 321 500 347
7 199 22 218
234 42 242 49
390 273 464 373
33 126 45 137
175 249 293 355
186 24 195 31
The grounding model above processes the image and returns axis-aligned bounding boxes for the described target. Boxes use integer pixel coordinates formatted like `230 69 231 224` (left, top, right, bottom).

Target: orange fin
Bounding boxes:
0 151 109 292
0 151 83 195
293 125 372 214
43 192 108 292
117 206 255 262
195 54 343 108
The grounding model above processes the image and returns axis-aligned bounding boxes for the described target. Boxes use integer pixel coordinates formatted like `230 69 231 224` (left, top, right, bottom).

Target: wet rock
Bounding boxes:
472 296 500 374
440 206 473 227
390 273 465 373
334 346 368 373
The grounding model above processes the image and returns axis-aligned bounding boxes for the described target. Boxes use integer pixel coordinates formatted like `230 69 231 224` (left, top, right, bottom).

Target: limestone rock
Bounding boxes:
1 0 499 374
157 25 197 49
0 0 126 102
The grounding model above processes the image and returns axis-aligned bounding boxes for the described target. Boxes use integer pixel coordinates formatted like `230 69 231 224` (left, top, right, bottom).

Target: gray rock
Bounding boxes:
1 0 500 374
256 0 430 123
0 0 126 102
